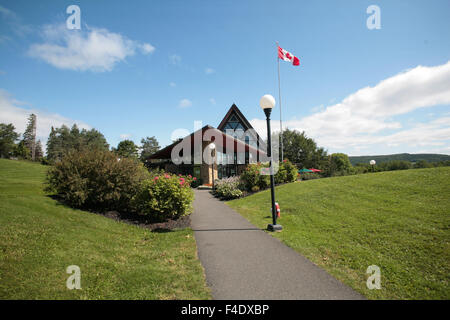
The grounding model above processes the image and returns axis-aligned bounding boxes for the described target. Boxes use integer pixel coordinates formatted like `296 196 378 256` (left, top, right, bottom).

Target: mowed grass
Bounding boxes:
228 167 450 299
0 159 210 299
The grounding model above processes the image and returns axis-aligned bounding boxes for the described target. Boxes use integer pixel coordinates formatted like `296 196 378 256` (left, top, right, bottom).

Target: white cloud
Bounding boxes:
178 99 192 108
0 89 91 151
28 24 154 72
205 68 215 75
169 54 181 65
250 61 450 155
120 133 132 139
140 43 155 54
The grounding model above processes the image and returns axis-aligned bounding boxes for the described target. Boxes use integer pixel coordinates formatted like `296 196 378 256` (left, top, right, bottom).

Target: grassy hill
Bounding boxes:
349 153 450 165
228 167 450 299
0 159 210 299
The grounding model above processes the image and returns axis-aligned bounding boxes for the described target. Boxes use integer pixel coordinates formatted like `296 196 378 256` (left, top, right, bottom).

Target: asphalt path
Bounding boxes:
191 189 365 300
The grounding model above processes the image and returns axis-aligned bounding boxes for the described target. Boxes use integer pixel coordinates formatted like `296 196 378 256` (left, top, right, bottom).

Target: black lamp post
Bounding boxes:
260 94 282 232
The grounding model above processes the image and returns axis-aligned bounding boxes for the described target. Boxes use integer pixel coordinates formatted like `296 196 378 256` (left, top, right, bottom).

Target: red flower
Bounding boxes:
193 177 197 181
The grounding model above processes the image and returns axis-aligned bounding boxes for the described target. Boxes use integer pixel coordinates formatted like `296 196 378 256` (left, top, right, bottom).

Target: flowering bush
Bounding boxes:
240 163 270 191
177 173 202 188
132 173 194 220
213 176 243 200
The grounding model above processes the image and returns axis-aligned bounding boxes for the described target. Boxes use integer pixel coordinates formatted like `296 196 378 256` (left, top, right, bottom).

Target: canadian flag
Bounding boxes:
278 46 300 66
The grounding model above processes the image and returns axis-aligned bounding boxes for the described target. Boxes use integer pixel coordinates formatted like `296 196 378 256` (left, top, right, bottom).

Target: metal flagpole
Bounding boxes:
276 41 284 161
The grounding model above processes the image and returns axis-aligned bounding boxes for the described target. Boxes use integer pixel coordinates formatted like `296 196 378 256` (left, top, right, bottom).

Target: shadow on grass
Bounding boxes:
46 194 189 232
192 227 263 232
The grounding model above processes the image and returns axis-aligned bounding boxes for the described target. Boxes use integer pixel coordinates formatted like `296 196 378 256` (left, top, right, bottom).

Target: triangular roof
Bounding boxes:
147 125 266 160
217 104 255 132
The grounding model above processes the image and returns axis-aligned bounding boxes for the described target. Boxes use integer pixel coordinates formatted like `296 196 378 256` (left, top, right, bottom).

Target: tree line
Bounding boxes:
0 114 43 161
278 129 450 179
0 115 160 164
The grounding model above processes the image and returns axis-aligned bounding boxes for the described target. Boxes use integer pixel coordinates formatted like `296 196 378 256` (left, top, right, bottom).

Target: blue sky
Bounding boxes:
0 0 449 156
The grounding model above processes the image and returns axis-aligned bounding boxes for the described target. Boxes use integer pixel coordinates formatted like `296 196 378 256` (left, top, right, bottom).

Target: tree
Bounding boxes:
22 114 37 160
116 140 138 158
326 153 353 176
0 123 20 158
277 129 328 169
46 125 109 162
35 140 44 160
82 128 109 150
46 125 70 162
140 136 160 162
13 140 30 159
415 160 432 169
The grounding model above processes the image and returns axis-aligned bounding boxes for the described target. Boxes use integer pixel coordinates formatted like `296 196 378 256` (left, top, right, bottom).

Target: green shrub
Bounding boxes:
379 160 412 171
251 185 260 192
176 173 201 188
213 176 243 199
240 163 260 191
46 147 150 211
131 173 194 220
241 161 296 192
240 163 272 191
190 177 202 188
275 159 298 184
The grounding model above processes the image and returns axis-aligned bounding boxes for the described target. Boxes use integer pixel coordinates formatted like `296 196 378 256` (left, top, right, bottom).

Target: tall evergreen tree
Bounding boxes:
22 114 37 160
35 140 44 160
116 140 139 158
0 123 20 158
140 136 160 162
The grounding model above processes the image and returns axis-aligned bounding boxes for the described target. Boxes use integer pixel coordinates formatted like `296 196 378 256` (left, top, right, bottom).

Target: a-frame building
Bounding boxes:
147 104 266 185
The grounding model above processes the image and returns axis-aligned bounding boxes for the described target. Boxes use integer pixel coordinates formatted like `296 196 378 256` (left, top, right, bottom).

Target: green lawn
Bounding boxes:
227 167 450 300
0 159 210 299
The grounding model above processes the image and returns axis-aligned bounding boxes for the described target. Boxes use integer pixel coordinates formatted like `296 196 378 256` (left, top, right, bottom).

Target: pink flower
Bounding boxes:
193 177 197 181
154 176 159 181
164 174 170 179
188 174 192 178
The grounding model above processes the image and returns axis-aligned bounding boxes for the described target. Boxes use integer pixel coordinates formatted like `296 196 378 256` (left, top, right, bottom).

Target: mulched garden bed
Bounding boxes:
102 211 191 232
49 195 191 232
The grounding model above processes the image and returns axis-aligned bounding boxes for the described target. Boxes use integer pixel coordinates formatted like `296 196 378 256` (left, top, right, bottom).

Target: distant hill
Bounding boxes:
349 153 450 165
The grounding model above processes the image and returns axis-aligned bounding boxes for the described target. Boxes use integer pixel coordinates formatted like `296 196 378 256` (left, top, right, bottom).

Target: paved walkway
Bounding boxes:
191 189 365 300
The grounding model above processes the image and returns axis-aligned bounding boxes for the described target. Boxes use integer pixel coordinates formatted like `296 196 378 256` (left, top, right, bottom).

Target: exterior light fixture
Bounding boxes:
259 94 282 232
209 143 216 190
